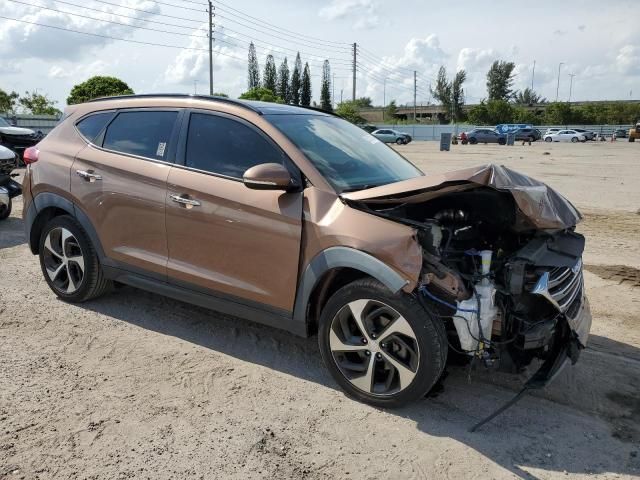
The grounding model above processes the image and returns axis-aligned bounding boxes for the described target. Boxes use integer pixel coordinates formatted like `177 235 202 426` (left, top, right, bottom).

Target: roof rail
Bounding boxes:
295 104 341 118
87 93 262 114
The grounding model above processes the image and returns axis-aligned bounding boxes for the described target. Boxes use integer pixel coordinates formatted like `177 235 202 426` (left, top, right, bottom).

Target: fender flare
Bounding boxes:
292 246 409 328
28 192 105 259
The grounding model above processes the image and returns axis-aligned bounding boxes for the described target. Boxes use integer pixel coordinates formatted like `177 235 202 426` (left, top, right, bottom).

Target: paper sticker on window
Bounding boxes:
156 142 167 157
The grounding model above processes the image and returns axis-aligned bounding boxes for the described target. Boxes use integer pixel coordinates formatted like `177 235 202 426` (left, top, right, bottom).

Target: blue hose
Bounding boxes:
418 285 478 313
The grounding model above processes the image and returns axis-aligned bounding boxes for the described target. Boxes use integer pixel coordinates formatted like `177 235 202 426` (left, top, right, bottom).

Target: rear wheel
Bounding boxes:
38 215 112 302
0 198 11 220
469 137 478 145
318 278 447 408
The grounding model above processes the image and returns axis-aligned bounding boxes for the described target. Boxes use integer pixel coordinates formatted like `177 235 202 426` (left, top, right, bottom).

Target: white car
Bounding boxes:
543 130 586 143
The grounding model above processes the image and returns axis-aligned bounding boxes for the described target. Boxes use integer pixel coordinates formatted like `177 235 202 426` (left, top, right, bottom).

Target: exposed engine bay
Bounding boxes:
344 165 591 377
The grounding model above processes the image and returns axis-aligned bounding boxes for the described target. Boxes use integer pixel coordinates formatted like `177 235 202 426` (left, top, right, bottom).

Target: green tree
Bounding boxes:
247 42 260 90
486 60 516 101
212 92 229 98
513 106 541 124
544 102 573 124
238 87 283 103
335 101 366 124
300 62 312 106
431 66 452 116
385 100 398 120
263 55 277 94
451 70 467 122
320 60 332 111
467 101 490 125
0 88 19 114
19 91 61 115
290 52 302 105
514 87 546 105
277 58 290 103
468 100 514 125
67 76 133 104
352 97 373 108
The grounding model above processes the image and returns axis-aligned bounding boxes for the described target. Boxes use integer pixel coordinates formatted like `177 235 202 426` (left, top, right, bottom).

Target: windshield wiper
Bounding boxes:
340 184 380 193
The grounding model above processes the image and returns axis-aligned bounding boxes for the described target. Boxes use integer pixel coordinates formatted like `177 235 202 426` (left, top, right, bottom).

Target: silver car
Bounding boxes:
371 129 410 144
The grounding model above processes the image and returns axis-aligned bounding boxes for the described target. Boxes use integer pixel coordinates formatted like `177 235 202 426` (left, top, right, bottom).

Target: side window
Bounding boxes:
76 111 114 143
185 113 285 179
103 111 178 160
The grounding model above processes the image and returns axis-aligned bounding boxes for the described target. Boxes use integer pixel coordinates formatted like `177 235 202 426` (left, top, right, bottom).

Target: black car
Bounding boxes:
0 117 42 159
614 128 627 138
512 127 542 142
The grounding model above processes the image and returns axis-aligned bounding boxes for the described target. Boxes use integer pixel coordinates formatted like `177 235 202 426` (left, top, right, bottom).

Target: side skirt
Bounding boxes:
103 265 308 338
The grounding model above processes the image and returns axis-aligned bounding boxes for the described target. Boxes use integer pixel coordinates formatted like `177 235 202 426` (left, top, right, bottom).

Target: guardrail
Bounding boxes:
1 113 61 135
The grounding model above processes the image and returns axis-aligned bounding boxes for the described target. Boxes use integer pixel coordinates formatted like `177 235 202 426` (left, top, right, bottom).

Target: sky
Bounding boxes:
1 0 639 109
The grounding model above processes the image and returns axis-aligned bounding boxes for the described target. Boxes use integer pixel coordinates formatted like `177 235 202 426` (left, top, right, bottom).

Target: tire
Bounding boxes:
38 215 112 303
571 137 578 143
545 137 552 142
629 137 635 143
528 136 534 143
318 278 447 408
469 137 478 145
0 197 11 220
396 138 404 145
498 139 506 145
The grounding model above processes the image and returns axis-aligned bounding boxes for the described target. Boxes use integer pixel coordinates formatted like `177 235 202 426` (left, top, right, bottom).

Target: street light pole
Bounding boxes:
531 60 536 91
555 62 564 102
208 0 214 95
568 73 576 102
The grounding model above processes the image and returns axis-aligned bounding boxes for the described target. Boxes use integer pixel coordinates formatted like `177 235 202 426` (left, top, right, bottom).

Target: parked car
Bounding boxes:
543 130 587 143
614 128 628 139
0 144 21 220
544 128 561 136
571 128 596 141
0 117 42 159
512 127 542 142
371 129 411 144
465 128 506 145
22 94 590 409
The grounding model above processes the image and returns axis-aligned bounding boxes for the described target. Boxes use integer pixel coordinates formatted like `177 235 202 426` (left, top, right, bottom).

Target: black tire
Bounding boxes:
469 137 478 145
38 215 112 303
545 137 552 142
498 139 506 145
629 137 635 142
571 137 578 143
318 278 447 408
396 137 404 145
0 197 11 220
528 136 534 143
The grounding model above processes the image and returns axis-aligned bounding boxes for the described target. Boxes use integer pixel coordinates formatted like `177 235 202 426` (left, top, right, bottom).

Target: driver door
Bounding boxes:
165 110 303 313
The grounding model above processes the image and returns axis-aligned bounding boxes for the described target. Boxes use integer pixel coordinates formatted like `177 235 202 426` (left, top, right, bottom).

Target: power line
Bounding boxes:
7 0 207 38
212 0 351 47
87 0 203 24
0 14 246 60
135 0 206 13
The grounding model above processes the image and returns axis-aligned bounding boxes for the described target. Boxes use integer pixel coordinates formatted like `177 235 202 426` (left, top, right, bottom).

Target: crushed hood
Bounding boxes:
342 164 582 231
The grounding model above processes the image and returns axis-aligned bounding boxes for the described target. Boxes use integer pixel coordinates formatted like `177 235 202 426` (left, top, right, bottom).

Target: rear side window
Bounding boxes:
76 112 114 143
103 111 178 160
185 113 284 179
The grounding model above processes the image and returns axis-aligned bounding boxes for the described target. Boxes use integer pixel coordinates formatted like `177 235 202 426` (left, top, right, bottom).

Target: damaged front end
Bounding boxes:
343 164 591 381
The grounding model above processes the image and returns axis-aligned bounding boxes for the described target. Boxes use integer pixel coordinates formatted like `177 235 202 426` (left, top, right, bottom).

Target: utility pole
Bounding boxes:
568 73 576 102
413 70 417 123
531 60 536 91
332 73 335 108
194 80 198 94
352 43 357 101
555 62 564 102
208 0 214 95
382 78 386 121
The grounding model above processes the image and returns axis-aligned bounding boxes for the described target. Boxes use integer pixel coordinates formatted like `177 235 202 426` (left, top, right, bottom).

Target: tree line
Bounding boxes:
239 43 333 111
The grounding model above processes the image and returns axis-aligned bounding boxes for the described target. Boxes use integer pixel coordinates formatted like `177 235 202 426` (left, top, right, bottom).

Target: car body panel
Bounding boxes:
466 129 506 143
543 130 586 142
165 166 304 312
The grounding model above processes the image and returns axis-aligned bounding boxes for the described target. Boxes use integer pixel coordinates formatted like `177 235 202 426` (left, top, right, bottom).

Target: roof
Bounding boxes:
87 94 332 116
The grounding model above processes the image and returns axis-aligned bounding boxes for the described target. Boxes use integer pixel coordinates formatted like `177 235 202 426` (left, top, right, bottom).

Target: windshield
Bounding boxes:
0 118 10 127
266 114 422 192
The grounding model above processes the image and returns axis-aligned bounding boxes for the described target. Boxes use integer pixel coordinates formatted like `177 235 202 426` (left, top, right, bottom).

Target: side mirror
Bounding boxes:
243 163 293 191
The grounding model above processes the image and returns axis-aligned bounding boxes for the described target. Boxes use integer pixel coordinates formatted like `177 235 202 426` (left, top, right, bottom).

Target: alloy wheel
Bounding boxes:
42 227 85 294
329 299 420 396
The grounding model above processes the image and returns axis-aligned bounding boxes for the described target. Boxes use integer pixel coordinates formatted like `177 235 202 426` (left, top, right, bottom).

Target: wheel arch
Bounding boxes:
28 192 104 259
293 247 409 335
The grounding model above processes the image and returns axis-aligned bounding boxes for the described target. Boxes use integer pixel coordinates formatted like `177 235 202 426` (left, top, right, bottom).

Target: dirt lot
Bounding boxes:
1 141 639 479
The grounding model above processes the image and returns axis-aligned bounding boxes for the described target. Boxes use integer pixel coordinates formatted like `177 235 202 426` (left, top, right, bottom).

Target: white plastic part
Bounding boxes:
453 250 498 354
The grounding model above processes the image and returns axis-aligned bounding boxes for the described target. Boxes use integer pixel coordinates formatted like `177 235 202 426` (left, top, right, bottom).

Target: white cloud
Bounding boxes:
319 0 379 30
616 45 640 75
0 0 160 61
48 60 109 79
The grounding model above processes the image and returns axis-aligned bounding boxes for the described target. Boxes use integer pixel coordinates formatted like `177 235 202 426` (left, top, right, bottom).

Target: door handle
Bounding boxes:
76 170 102 182
170 194 201 208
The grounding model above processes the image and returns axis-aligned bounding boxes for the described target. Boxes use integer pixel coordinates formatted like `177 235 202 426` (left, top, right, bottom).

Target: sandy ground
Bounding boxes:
1 141 639 479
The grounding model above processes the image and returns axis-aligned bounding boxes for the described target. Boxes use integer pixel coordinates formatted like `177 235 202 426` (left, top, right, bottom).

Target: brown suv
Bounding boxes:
22 94 591 409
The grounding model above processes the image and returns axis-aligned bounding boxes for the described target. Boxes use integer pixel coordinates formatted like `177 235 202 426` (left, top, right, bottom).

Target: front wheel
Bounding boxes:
0 197 11 220
571 137 578 143
396 138 405 145
545 137 552 142
318 278 447 408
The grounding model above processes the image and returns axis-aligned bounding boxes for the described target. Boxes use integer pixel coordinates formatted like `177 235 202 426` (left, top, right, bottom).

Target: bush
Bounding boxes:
238 87 283 103
67 76 134 104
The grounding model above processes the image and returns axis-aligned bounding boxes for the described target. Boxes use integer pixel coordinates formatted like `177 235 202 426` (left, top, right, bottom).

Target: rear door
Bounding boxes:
164 110 303 312
71 108 182 278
